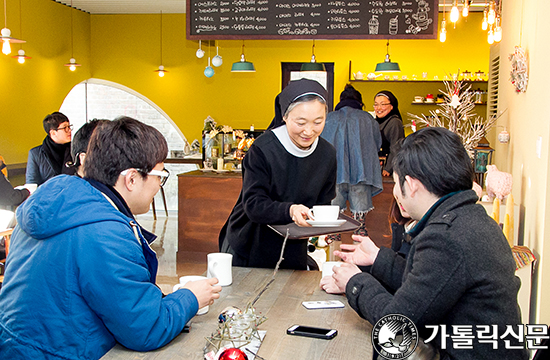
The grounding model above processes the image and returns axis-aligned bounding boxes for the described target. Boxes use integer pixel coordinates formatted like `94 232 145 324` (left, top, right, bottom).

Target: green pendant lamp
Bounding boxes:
375 40 400 72
301 40 326 72
231 41 255 72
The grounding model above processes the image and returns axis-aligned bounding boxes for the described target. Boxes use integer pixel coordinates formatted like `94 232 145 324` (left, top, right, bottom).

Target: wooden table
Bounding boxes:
177 170 243 262
102 267 373 359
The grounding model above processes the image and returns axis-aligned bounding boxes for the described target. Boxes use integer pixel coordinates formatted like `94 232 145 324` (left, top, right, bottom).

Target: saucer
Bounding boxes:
214 169 229 173
200 168 213 172
306 219 347 227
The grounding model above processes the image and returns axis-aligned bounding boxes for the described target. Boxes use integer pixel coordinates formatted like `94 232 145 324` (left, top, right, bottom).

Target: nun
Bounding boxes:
219 79 337 270
373 90 405 176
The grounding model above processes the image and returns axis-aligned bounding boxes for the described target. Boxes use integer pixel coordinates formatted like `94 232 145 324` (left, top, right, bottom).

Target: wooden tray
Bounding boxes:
268 213 360 239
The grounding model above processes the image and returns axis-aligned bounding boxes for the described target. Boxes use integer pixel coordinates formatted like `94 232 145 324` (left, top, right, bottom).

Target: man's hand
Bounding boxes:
319 275 345 294
334 235 380 266
290 204 312 227
332 263 361 293
184 278 222 309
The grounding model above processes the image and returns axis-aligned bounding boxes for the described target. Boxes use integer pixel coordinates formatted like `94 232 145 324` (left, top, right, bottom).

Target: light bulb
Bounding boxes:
439 20 447 43
482 9 488 30
487 29 494 45
462 3 469 17
439 27 447 43
494 26 502 42
488 3 496 25
2 39 11 55
158 70 165 77
450 3 459 23
18 55 25 64
69 64 76 71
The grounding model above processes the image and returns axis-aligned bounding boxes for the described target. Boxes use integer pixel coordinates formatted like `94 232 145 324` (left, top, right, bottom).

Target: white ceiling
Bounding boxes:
53 0 488 15
52 1 187 14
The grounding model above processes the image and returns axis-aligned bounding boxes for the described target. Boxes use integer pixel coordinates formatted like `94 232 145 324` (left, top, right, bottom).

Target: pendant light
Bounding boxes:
462 0 469 18
439 0 447 43
374 40 400 72
231 40 255 72
63 0 80 71
204 42 214 77
1 0 25 55
196 40 205 58
11 0 29 63
212 40 222 67
450 0 459 24
300 40 325 72
154 11 167 77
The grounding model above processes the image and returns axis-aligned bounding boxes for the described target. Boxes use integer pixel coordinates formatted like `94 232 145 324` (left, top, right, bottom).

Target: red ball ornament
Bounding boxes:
218 347 248 360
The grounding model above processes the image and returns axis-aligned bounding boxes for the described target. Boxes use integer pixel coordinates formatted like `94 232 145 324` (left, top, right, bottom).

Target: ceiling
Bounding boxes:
53 0 489 14
52 1 187 14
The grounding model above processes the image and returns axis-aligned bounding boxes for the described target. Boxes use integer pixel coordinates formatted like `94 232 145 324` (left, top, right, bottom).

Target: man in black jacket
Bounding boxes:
328 127 527 360
26 112 75 186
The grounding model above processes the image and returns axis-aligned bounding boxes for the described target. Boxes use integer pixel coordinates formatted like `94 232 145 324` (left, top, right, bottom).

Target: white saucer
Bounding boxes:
306 219 347 227
200 168 213 172
214 169 229 173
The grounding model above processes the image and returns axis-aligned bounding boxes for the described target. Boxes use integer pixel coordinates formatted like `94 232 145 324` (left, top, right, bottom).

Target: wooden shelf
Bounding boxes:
411 102 487 105
350 79 488 83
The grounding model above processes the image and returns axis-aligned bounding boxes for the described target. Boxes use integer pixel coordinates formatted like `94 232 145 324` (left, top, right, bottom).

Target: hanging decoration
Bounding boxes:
212 41 223 67
509 46 528 93
196 40 205 58
408 79 497 158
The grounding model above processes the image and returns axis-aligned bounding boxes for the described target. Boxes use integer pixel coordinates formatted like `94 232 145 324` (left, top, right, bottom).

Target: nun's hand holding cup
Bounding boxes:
334 235 380 266
289 204 312 227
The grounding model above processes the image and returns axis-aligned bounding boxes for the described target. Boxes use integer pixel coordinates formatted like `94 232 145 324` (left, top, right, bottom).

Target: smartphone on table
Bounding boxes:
286 325 337 340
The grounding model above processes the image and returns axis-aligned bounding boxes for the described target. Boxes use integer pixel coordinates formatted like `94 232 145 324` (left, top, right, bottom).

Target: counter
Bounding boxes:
177 170 242 262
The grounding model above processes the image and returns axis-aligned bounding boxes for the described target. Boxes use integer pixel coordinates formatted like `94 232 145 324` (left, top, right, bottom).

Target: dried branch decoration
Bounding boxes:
408 80 498 158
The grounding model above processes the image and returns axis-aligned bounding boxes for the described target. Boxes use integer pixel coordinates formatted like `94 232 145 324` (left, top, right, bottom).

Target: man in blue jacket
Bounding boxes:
0 117 222 359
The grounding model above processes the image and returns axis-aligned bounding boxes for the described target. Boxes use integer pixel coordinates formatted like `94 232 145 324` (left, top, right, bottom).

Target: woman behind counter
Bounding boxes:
374 90 405 176
219 79 337 270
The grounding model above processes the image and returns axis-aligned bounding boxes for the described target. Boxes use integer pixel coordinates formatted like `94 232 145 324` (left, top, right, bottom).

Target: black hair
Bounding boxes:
43 112 70 133
393 127 474 198
71 119 110 167
340 84 363 104
84 116 168 186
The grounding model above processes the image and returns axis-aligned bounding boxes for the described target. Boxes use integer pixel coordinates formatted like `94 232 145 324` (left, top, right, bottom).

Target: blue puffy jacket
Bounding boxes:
0 175 199 359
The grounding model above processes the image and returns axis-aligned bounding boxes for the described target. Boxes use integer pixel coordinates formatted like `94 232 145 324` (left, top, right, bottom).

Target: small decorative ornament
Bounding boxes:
498 129 510 143
509 46 528 93
218 348 248 360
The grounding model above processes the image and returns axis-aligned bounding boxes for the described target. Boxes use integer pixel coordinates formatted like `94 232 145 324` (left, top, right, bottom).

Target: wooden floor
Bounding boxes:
136 178 395 293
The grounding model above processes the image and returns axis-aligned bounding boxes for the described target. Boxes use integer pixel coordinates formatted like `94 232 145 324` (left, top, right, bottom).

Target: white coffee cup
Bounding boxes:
322 261 342 278
308 205 340 222
207 253 233 286
172 275 210 315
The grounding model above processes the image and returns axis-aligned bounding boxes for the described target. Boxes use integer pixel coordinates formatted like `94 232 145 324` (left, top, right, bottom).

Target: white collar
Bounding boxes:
273 125 318 158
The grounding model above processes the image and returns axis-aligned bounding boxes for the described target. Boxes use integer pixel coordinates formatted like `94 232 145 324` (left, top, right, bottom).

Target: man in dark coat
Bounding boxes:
26 112 75 186
327 127 527 360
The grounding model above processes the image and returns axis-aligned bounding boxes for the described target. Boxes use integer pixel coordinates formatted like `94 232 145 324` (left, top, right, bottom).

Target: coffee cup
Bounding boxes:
414 96 424 103
173 275 210 315
307 205 339 222
322 261 342 278
207 253 233 286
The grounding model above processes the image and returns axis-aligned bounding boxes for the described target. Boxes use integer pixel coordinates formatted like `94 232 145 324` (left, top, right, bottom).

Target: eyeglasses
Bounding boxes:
373 103 391 108
55 124 73 132
120 168 170 187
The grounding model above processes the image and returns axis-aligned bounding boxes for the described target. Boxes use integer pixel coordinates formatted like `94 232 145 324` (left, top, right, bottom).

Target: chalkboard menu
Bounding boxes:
186 0 438 40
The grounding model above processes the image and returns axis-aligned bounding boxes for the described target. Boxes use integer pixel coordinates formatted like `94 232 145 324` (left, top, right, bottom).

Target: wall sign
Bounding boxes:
187 0 438 40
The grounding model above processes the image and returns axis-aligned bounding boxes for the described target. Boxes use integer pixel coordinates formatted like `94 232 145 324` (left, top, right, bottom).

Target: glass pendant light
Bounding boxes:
154 11 168 77
1 0 25 56
63 0 81 71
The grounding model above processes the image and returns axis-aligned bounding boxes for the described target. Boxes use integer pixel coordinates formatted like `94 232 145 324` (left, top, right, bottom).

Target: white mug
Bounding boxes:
207 253 233 286
322 261 342 278
172 275 209 315
308 205 339 222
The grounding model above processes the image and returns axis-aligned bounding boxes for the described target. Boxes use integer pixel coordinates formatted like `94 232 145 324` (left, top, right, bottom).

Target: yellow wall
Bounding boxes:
492 0 550 325
89 12 489 147
0 0 91 164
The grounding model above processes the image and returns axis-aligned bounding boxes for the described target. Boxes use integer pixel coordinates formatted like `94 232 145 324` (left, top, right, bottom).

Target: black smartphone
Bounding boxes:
286 325 337 340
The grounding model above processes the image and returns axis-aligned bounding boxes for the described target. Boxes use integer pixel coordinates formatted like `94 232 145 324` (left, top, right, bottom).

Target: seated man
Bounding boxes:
26 111 75 186
325 127 527 359
69 119 109 177
0 117 222 359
